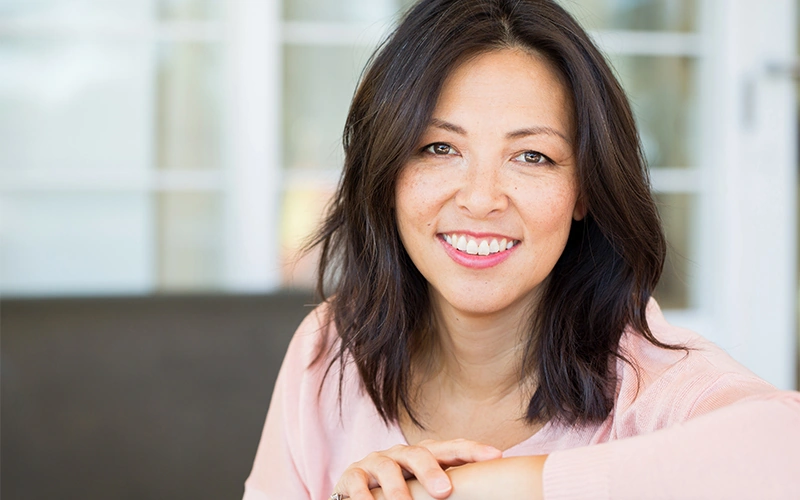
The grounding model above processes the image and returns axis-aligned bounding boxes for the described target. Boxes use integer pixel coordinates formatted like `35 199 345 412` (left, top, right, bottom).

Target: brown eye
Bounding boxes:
425 143 455 155
515 151 548 164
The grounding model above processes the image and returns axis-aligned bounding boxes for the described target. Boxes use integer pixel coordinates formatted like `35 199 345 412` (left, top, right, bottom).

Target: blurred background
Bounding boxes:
1 0 798 498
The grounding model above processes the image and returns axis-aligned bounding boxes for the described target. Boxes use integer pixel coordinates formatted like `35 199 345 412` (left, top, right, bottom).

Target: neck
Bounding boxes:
424 295 534 402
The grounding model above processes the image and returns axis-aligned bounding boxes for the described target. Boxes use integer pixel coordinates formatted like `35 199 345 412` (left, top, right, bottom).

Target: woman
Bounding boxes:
244 0 800 498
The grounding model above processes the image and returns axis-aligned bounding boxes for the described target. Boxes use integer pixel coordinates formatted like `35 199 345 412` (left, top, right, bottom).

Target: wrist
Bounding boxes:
449 456 547 500
371 456 548 500
400 456 547 500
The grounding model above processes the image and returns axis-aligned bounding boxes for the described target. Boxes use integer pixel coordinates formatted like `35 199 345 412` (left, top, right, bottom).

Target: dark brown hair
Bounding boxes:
310 0 675 426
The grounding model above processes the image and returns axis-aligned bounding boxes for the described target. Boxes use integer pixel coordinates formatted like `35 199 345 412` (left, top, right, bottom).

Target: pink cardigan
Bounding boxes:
243 301 800 499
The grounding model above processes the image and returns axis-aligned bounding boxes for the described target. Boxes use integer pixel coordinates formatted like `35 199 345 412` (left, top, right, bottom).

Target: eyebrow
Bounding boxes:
429 118 571 144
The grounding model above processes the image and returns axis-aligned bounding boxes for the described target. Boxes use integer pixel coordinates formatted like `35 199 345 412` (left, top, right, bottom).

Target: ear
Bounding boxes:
573 196 587 221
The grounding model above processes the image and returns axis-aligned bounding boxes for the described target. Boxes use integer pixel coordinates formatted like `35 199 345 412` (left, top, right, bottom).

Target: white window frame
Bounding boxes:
696 0 797 389
222 0 282 292
1 0 795 389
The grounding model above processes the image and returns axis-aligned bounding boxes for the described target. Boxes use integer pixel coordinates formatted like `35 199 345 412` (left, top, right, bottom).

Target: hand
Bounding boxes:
332 438 503 500
374 456 548 500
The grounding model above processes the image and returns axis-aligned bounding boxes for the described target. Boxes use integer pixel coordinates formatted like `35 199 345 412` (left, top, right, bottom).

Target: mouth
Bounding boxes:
439 233 520 256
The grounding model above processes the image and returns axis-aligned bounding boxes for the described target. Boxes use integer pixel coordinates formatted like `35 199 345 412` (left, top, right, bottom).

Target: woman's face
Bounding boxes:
395 48 584 319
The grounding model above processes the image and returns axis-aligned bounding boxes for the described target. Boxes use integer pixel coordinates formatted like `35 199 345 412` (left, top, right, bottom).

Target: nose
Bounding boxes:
454 161 509 218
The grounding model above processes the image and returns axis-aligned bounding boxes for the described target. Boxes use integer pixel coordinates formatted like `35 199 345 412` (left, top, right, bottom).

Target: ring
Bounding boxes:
329 493 345 500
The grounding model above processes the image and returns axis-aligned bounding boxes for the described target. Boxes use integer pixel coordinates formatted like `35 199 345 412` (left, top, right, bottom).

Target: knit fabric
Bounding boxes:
243 301 800 499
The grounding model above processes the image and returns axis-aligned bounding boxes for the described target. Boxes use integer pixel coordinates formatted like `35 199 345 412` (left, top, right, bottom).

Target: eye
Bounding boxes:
514 150 551 165
423 143 458 156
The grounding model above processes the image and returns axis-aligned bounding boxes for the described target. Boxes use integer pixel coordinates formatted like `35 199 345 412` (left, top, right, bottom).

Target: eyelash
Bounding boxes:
422 143 458 156
421 142 553 165
513 151 552 165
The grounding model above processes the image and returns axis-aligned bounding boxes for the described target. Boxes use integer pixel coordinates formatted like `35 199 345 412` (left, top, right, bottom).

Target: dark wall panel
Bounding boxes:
1 292 315 500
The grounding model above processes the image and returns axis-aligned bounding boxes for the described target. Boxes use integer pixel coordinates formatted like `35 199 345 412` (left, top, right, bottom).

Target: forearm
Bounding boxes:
543 393 800 500
371 456 547 500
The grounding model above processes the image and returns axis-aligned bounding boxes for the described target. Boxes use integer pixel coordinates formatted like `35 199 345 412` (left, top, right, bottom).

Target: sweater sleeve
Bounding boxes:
542 390 800 499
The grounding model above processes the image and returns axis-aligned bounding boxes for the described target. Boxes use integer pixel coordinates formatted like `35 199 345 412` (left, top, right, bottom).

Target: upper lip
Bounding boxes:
438 230 519 240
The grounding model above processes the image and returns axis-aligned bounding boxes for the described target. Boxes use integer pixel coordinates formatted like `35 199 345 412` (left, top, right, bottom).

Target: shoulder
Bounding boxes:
611 299 776 434
270 301 344 432
278 300 382 430
271 301 406 493
280 301 337 376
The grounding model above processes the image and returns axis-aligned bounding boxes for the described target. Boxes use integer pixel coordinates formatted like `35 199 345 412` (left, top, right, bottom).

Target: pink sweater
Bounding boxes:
243 301 800 499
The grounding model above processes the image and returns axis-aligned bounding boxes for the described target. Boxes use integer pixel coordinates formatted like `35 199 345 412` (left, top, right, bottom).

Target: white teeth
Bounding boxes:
443 233 518 256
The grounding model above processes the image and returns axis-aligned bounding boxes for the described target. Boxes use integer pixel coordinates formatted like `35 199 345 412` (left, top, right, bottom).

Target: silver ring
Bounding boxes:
329 493 345 500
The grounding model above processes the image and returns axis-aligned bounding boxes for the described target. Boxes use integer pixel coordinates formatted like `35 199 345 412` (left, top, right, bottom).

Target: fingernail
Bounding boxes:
432 477 451 494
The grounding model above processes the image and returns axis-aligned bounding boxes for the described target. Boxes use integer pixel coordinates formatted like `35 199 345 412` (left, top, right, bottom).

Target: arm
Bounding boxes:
371 391 800 500
371 456 548 500
243 309 331 500
243 352 309 499
544 391 800 499
334 440 505 500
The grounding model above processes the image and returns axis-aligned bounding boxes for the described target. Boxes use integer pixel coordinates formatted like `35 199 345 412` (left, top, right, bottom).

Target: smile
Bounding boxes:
441 233 519 256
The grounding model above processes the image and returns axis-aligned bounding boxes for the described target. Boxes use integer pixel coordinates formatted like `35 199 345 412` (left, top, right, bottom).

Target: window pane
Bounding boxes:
0 40 152 173
156 192 223 291
280 186 334 288
158 0 222 21
156 42 222 170
608 55 699 168
0 0 154 23
559 0 697 32
284 0 402 23
653 193 696 309
283 45 373 171
0 193 152 296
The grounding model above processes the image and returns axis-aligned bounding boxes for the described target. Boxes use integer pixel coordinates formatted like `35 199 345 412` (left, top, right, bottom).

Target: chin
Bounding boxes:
436 289 538 318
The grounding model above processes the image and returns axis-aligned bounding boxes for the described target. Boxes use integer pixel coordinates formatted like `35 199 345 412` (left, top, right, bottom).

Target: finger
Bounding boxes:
335 467 376 500
419 438 503 466
369 455 414 500
337 452 415 500
374 440 499 497
387 445 452 498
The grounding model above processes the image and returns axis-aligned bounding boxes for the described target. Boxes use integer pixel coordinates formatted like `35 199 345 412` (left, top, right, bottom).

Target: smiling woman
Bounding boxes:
394 49 583 452
242 1 800 499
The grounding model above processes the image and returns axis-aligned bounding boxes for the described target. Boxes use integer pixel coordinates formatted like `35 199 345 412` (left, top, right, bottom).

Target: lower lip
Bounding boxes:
439 236 517 269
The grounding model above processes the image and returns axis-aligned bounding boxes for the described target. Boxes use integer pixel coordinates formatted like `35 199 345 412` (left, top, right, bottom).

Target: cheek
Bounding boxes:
395 168 451 223
519 183 580 233
395 174 420 231
395 171 432 245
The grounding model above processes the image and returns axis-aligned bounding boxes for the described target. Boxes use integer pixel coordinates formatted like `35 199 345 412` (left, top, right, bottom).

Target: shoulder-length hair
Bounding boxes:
310 0 672 426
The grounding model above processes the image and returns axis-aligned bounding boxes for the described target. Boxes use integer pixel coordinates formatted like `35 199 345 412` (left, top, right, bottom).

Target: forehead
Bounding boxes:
433 48 575 138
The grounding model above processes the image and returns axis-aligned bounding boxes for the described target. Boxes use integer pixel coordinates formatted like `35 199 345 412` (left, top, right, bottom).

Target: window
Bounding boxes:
1 0 795 388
